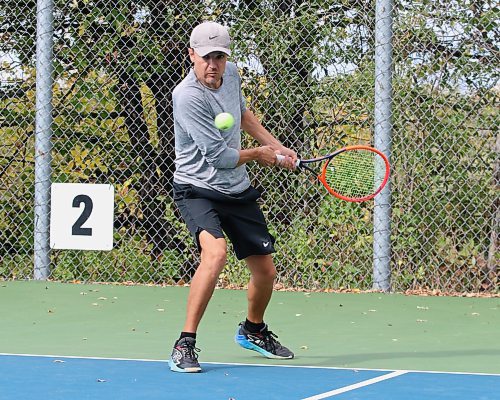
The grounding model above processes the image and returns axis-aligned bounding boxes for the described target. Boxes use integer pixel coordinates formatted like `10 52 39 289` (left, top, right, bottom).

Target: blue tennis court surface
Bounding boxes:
1 354 499 399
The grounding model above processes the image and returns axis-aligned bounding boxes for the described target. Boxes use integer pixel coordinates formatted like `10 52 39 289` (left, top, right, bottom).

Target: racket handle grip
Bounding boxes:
276 154 300 167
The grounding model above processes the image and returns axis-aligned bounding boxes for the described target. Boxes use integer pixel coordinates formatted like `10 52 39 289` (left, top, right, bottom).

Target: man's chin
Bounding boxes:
204 78 221 88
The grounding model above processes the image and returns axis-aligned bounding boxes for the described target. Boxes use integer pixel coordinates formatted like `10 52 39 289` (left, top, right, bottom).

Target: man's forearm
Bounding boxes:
237 148 261 166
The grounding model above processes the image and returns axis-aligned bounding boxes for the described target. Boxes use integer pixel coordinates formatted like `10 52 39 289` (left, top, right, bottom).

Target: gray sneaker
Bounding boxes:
168 337 201 373
235 322 294 359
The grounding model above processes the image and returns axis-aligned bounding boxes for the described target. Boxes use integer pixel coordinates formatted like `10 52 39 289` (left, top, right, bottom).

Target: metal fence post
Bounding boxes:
34 0 54 280
373 0 393 291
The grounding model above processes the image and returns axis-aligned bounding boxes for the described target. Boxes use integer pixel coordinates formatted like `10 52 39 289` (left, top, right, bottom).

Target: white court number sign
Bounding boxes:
50 183 114 250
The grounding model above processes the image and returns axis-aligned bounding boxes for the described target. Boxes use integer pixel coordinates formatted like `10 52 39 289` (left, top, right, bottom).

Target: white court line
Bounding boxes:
300 370 408 399
1 353 500 377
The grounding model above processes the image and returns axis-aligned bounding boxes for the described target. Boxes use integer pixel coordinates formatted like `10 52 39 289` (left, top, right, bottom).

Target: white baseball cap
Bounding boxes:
189 21 231 57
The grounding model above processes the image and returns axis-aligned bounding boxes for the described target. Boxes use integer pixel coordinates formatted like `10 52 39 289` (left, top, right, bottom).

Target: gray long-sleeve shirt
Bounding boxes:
172 62 250 194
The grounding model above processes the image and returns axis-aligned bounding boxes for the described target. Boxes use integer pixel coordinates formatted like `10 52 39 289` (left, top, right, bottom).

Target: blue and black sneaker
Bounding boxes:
168 337 202 373
235 322 294 359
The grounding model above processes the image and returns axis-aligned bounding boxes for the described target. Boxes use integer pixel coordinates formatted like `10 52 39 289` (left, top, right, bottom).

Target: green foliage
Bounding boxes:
0 254 33 280
390 78 498 292
0 73 36 265
1 0 498 293
50 235 189 284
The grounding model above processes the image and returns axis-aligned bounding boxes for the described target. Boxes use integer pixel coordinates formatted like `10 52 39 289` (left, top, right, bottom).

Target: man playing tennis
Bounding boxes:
169 21 297 373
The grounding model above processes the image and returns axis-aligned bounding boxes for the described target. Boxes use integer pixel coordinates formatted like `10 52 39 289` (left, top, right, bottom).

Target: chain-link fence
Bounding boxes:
1 1 498 293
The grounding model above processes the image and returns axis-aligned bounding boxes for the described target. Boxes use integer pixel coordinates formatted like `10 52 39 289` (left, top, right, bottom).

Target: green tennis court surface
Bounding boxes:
1 281 499 399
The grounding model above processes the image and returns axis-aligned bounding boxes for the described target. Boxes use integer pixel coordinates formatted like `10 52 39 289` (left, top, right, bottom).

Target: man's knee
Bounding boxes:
247 255 277 282
199 231 227 270
260 265 277 282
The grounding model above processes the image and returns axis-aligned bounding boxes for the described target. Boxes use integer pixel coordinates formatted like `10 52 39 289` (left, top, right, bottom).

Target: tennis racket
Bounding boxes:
277 145 390 202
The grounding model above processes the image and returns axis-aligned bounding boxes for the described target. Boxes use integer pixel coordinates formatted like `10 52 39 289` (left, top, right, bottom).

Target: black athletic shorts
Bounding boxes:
173 182 276 260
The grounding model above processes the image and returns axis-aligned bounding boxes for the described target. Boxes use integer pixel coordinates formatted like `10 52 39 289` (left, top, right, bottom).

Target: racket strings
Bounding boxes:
324 149 384 199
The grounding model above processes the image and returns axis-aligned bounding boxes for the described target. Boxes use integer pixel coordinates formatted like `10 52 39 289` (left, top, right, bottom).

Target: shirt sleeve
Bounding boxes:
175 93 240 169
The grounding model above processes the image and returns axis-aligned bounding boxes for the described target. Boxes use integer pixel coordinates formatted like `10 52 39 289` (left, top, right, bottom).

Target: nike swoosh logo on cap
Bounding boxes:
209 35 219 40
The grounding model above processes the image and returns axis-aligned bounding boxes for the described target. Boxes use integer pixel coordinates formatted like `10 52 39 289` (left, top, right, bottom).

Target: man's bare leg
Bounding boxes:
234 254 294 359
183 231 227 333
245 254 277 324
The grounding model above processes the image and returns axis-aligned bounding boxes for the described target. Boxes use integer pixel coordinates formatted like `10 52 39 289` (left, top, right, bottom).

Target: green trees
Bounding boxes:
1 1 497 292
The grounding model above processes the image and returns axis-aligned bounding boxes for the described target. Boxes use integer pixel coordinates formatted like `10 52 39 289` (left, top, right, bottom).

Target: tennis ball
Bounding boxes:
214 112 235 131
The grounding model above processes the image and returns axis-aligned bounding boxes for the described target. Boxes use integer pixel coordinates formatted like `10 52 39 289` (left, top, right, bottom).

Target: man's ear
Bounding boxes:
188 48 196 62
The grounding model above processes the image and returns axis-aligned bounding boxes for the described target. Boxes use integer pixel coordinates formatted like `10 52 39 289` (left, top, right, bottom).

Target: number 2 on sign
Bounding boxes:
72 194 93 236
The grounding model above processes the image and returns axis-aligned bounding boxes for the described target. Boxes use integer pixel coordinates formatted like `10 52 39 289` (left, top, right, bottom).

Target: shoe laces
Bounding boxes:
260 329 282 352
178 340 201 360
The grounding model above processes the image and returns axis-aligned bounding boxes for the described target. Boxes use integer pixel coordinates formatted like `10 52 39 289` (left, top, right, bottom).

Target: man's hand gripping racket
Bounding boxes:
276 145 390 202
